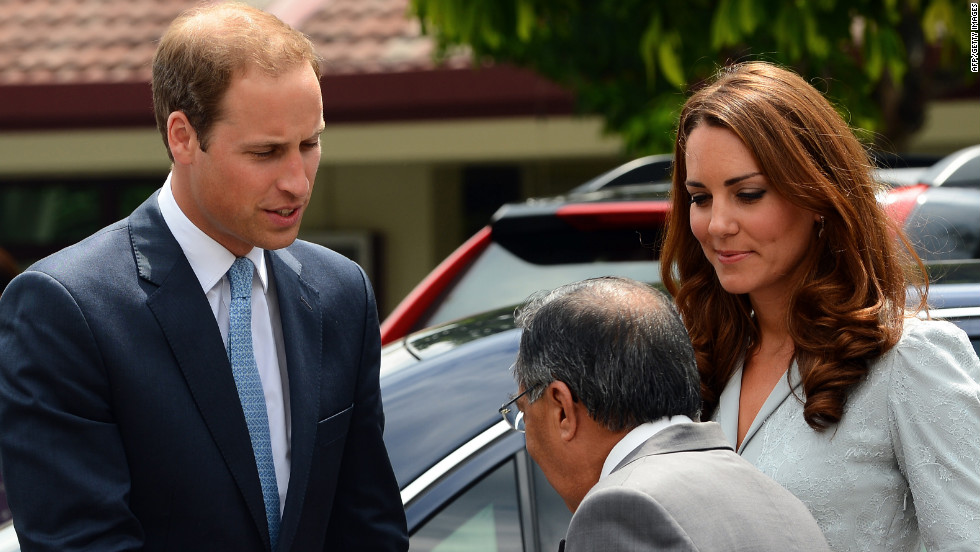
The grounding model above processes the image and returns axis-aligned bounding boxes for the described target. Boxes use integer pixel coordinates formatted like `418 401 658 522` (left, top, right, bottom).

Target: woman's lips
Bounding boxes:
716 250 751 264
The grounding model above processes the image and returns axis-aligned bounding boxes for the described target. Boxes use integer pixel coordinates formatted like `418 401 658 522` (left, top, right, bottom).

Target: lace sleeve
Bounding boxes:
888 319 980 551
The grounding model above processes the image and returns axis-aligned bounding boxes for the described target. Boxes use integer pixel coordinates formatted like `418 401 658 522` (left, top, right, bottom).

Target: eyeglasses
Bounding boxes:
499 386 538 433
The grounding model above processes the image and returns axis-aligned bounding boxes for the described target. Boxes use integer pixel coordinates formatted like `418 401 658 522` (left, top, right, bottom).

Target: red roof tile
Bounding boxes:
0 0 574 130
0 0 465 85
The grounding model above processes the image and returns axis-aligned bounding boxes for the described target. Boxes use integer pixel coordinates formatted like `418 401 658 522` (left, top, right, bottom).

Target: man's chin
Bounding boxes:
253 228 303 251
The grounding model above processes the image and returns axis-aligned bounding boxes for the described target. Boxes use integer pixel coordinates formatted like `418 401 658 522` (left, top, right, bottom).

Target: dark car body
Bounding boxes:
384 257 978 548
385 273 980 549
881 145 980 264
381 309 573 550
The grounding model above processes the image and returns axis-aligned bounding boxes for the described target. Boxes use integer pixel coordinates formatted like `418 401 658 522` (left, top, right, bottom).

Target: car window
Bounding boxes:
939 154 980 188
411 460 523 552
423 241 660 328
905 188 980 261
530 459 572 551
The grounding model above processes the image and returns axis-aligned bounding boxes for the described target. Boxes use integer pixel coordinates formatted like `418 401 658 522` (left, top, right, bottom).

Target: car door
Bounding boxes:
404 423 572 552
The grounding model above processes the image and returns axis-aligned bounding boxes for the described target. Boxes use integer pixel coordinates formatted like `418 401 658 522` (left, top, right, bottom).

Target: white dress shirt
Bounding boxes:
599 415 694 480
158 176 291 512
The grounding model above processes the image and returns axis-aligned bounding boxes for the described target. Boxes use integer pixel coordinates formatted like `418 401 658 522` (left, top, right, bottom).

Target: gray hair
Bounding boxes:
514 276 701 431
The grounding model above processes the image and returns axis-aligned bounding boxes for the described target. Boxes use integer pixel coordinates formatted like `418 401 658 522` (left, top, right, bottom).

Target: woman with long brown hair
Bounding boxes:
660 61 980 550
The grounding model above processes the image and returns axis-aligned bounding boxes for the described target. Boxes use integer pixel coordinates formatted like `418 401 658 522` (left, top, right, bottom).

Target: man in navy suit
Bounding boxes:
0 4 407 551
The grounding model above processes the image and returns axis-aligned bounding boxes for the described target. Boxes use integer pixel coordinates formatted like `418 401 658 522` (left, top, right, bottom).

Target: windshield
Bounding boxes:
420 241 662 328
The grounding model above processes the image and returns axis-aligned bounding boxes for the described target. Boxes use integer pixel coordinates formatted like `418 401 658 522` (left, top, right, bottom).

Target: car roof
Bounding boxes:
380 306 520 488
916 144 980 188
566 150 940 195
568 154 673 194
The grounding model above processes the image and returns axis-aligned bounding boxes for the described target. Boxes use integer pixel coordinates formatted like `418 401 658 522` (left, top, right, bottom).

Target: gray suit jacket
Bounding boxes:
561 422 829 552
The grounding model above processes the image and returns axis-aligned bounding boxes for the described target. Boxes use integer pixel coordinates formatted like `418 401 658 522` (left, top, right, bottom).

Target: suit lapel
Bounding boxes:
719 362 801 454
714 368 743 448
268 248 322 551
746 360 801 451
129 193 272 547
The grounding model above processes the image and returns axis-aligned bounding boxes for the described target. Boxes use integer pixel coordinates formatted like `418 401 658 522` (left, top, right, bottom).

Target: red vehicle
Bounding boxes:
381 155 674 344
382 147 979 345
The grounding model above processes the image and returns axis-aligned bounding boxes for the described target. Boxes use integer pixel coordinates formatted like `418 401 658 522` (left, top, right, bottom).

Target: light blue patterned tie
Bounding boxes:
227 257 281 550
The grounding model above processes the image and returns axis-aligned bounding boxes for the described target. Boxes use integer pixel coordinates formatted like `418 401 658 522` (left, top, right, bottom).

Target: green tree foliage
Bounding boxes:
411 0 974 154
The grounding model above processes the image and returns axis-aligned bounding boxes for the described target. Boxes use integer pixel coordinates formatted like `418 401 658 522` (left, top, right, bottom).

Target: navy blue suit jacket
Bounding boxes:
0 193 408 551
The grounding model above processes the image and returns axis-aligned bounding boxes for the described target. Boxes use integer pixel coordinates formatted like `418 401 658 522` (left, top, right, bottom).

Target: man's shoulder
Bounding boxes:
601 427 784 501
583 448 828 551
1 219 140 317
28 220 133 279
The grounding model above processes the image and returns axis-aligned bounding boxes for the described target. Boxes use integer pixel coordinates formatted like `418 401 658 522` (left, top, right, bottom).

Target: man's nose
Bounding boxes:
278 150 310 197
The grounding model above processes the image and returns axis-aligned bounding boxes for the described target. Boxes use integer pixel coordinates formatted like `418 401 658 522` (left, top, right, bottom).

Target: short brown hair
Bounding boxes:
151 2 322 160
660 61 926 429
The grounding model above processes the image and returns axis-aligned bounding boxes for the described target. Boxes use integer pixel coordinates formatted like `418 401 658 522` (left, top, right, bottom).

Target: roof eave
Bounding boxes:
0 65 575 131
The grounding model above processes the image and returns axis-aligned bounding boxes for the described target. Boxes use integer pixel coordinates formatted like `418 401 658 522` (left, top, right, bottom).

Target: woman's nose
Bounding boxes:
707 203 738 237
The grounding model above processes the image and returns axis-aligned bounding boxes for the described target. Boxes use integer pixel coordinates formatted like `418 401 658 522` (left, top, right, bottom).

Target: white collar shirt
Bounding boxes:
158 175 290 512
599 415 694 480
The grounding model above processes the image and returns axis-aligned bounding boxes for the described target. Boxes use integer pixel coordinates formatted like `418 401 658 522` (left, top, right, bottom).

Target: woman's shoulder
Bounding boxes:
895 316 975 357
874 316 980 390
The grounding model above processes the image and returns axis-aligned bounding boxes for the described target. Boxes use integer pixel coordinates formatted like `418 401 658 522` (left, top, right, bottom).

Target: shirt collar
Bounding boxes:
599 415 694 480
157 173 269 293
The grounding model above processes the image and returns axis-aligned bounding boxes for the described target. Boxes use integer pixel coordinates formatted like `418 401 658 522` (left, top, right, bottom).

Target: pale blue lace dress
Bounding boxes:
713 318 980 551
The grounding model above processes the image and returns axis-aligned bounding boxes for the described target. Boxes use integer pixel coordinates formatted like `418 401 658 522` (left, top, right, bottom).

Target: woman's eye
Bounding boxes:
737 190 766 202
688 193 709 206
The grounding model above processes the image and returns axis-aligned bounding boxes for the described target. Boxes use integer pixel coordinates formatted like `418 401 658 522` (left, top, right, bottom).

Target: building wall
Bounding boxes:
2 104 977 317
0 116 626 316
906 100 980 154
305 161 443 313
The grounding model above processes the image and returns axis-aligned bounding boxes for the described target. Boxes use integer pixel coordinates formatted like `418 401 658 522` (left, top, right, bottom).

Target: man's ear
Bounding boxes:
167 111 198 164
546 381 580 443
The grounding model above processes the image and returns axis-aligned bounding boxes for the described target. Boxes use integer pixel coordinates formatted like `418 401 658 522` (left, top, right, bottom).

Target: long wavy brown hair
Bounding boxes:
660 61 928 430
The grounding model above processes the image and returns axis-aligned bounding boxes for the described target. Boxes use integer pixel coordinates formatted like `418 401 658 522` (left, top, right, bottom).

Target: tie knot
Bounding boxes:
228 257 254 299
